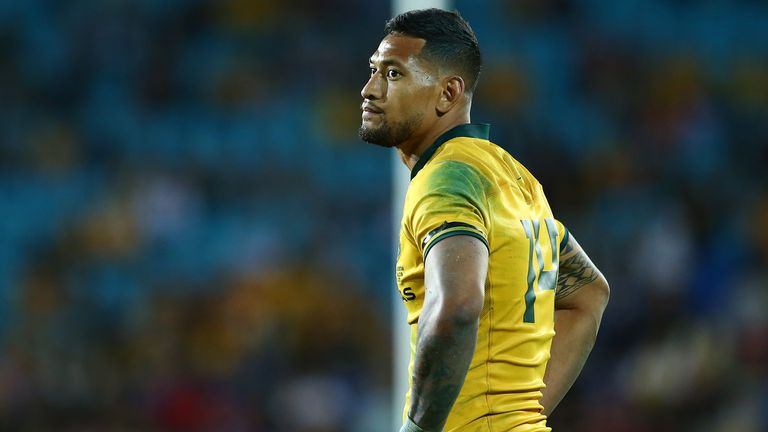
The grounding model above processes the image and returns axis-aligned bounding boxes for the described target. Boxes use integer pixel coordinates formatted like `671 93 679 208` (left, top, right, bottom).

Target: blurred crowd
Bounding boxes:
0 0 766 431
0 0 392 430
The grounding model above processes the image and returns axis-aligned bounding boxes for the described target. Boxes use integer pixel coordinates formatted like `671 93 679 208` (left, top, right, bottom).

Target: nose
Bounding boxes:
361 73 383 101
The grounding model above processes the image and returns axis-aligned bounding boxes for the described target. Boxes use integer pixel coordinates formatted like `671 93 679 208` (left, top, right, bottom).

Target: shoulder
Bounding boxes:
413 158 491 199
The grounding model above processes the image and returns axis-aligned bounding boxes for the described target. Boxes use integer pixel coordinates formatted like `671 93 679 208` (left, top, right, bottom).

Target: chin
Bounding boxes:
358 125 396 148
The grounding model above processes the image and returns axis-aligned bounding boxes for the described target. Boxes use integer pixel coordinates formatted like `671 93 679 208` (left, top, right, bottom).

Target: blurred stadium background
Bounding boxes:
1 0 767 431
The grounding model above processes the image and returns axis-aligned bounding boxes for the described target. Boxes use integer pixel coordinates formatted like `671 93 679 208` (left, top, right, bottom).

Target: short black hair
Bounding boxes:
384 8 482 94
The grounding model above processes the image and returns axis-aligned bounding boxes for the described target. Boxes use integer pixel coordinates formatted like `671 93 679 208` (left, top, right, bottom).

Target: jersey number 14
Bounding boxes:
520 218 559 323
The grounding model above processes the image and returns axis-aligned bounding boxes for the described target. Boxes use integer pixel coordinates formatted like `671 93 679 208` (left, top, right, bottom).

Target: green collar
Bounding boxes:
410 123 491 180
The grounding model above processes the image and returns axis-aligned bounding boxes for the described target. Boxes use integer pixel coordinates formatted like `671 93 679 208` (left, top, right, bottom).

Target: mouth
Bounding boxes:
361 103 383 114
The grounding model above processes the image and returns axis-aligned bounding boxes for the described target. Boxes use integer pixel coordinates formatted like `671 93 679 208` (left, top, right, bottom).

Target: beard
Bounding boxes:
359 113 423 148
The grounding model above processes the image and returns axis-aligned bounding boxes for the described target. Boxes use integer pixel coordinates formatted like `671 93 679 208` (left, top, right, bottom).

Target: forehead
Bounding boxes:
369 34 427 67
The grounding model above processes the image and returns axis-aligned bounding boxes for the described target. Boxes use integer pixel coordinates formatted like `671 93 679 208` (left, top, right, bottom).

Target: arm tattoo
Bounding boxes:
556 251 599 300
409 318 478 430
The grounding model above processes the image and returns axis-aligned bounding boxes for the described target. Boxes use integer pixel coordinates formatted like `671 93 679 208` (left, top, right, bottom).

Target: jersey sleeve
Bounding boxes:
407 161 491 259
555 219 570 254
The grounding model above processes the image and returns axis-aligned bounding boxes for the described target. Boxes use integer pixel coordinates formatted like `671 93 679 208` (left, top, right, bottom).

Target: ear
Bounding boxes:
436 75 466 115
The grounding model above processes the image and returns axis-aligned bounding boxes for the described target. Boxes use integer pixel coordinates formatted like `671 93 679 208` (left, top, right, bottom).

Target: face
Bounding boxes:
359 34 441 148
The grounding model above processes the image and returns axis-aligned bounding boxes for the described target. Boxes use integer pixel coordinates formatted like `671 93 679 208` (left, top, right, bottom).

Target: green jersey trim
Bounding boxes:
423 229 490 260
410 123 491 180
560 228 570 253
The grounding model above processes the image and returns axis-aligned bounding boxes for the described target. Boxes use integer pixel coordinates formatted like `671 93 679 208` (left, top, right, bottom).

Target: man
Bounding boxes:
359 9 609 432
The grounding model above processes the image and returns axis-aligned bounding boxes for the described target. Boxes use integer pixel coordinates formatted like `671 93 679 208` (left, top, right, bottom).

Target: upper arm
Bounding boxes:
408 161 491 260
407 161 491 319
424 235 489 321
555 233 610 311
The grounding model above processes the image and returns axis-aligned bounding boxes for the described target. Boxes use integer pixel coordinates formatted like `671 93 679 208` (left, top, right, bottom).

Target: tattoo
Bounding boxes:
409 317 478 430
556 250 599 300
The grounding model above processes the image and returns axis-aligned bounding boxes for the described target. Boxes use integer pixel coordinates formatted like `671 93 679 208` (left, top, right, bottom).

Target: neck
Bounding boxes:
396 111 471 171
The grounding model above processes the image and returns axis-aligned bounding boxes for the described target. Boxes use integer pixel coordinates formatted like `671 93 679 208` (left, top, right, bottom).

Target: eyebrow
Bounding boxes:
369 57 406 68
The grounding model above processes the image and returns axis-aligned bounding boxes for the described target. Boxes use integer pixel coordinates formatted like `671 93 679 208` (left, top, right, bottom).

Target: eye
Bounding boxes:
387 69 401 79
369 67 377 76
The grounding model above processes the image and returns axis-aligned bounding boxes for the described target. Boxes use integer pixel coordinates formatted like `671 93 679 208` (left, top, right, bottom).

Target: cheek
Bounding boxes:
391 85 435 116
411 89 438 117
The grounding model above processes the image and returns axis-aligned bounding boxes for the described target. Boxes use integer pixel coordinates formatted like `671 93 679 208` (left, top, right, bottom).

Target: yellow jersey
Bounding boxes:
397 123 569 432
